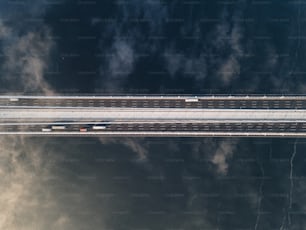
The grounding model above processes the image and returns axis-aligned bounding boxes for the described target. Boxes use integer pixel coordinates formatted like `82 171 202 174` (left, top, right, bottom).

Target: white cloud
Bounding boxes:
97 0 168 90
211 11 244 86
0 1 55 95
211 140 237 175
163 9 245 86
0 136 112 230
191 139 238 175
119 0 167 33
98 137 148 161
101 39 135 89
0 137 52 229
1 27 55 94
53 215 72 229
217 55 240 85
0 21 11 39
164 50 207 81
110 40 135 75
164 52 183 76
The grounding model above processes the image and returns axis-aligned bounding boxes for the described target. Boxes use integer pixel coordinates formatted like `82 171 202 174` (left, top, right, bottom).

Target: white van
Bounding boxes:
185 98 199 102
42 128 52 132
92 125 106 130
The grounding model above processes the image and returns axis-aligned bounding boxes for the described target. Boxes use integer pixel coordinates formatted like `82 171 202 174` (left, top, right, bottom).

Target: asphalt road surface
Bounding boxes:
2 97 306 109
1 122 306 134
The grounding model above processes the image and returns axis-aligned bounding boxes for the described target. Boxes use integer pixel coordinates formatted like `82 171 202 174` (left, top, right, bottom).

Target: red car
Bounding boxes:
79 128 88 132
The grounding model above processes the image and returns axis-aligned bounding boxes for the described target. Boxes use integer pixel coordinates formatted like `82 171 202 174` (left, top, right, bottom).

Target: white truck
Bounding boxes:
92 125 106 130
51 125 66 130
42 128 52 132
185 98 199 102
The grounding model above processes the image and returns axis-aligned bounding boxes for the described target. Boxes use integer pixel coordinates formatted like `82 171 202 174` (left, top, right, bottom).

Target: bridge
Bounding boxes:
1 95 306 137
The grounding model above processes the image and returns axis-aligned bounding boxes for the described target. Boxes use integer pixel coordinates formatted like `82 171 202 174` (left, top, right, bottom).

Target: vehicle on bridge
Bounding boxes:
185 98 199 102
51 125 66 130
80 127 88 132
92 125 106 130
42 128 52 132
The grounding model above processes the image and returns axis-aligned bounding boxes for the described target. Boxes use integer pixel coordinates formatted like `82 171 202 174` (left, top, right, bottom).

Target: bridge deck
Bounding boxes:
1 107 306 122
1 95 306 136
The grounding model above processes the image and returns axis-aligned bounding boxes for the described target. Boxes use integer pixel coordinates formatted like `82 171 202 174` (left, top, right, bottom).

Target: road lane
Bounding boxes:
2 95 306 109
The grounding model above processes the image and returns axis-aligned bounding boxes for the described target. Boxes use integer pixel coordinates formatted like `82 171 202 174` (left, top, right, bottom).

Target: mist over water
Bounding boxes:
0 1 306 229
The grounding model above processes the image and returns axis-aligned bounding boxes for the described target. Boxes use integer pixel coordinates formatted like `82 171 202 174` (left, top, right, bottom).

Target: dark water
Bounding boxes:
39 0 305 95
0 1 306 229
